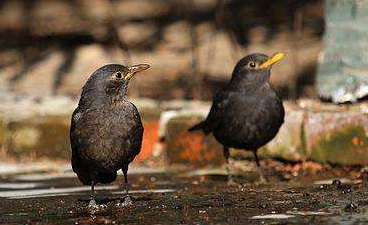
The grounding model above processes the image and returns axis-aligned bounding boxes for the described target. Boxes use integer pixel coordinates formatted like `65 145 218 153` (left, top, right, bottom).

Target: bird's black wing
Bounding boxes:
70 107 92 184
70 107 83 161
125 102 144 162
188 91 229 135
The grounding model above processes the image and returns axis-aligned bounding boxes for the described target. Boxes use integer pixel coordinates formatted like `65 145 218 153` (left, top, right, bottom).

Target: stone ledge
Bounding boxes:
305 111 368 165
162 100 368 166
0 96 367 166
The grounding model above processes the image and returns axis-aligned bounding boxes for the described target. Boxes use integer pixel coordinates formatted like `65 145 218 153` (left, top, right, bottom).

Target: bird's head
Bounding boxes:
81 63 150 101
231 53 285 85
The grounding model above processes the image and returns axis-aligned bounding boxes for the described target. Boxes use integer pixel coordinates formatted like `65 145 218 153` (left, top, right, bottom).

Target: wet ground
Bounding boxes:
0 162 368 224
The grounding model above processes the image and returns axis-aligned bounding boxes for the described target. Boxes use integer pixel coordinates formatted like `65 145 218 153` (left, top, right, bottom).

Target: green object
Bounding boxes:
317 0 368 103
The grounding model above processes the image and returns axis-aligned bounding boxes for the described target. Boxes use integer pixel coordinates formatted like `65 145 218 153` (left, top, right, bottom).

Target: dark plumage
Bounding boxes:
189 53 285 184
70 63 150 207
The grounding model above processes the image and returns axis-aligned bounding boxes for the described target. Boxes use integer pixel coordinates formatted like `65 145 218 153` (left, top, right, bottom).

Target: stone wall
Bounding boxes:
0 0 324 100
317 0 368 103
0 94 367 167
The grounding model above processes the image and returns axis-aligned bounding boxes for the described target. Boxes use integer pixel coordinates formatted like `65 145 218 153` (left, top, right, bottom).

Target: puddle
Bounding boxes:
8 193 74 199
0 182 43 189
13 172 76 181
125 167 168 174
286 211 333 216
111 189 176 194
0 164 367 224
185 169 227 176
0 163 70 175
12 167 167 181
251 214 296 219
1 185 177 199
0 185 120 198
313 178 356 185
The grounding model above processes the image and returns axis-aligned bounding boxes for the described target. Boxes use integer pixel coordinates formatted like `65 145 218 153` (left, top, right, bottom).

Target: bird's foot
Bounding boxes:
255 176 267 185
227 177 240 187
87 199 107 214
116 195 133 207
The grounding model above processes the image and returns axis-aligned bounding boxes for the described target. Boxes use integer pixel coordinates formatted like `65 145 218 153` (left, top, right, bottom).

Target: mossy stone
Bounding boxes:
309 125 368 165
7 116 71 160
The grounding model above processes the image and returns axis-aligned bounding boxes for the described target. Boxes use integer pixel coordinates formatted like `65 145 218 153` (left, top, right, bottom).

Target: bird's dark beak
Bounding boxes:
259 53 285 69
125 64 151 81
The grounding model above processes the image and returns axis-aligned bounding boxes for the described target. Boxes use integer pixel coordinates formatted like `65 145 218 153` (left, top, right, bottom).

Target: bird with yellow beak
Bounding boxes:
189 53 285 185
70 63 150 211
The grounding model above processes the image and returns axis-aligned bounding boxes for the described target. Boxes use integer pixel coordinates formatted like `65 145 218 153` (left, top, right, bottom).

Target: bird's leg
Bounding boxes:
224 147 237 186
87 181 99 213
87 180 107 213
117 166 133 207
89 181 96 206
123 168 132 201
253 150 267 184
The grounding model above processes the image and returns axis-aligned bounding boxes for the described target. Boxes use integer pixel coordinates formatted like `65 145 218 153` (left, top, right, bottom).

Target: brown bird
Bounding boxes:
189 53 285 184
70 63 150 210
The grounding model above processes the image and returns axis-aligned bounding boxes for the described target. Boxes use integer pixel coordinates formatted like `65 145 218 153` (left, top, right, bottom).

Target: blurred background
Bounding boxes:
0 0 367 166
0 0 324 101
1 1 368 224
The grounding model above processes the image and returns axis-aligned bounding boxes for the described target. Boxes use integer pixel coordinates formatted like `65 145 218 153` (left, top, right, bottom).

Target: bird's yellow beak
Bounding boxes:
125 64 150 81
259 53 285 69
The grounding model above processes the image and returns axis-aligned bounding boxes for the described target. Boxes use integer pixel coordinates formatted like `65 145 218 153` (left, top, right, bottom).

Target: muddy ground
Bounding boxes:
0 162 367 225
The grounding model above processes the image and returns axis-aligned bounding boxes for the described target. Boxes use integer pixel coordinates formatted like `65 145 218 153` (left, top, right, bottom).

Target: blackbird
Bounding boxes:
70 63 150 209
189 53 285 184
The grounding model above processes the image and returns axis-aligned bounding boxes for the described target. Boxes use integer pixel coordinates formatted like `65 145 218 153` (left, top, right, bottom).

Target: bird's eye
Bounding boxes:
249 62 256 68
115 72 122 79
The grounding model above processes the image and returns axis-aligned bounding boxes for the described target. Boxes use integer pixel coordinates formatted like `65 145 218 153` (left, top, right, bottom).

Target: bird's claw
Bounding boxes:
255 176 267 185
116 195 133 207
87 199 107 214
227 178 240 187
